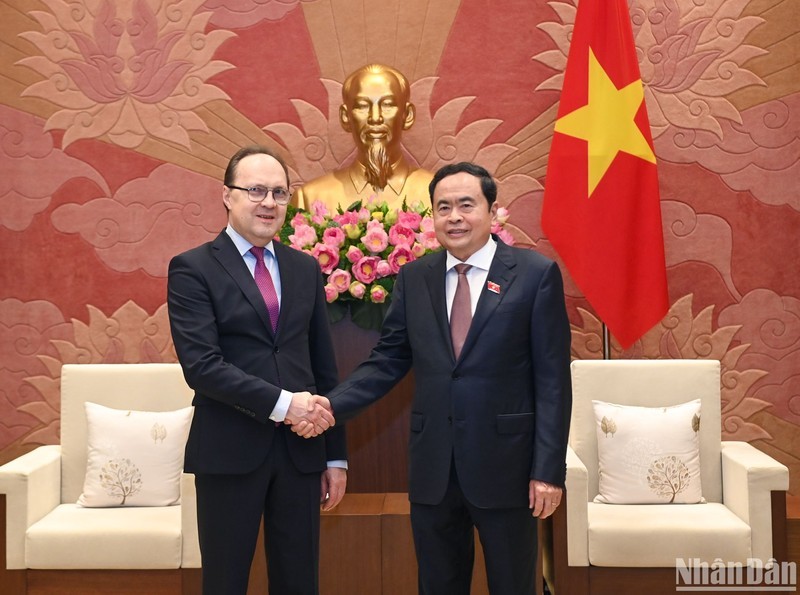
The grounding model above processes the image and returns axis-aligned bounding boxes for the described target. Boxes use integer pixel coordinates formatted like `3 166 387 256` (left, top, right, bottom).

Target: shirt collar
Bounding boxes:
348 158 411 195
446 236 496 273
225 225 276 259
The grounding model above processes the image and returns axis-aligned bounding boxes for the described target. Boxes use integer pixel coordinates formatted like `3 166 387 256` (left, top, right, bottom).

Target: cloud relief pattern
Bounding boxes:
50 163 225 276
0 105 107 231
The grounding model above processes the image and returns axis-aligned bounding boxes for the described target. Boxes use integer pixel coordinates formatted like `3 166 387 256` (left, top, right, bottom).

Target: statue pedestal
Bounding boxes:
330 314 412 493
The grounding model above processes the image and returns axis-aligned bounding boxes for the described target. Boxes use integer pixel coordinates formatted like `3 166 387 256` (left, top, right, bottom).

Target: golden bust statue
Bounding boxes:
294 64 433 212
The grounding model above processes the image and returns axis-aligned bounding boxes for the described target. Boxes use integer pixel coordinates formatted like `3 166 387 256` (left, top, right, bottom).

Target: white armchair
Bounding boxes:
543 359 789 595
0 364 201 595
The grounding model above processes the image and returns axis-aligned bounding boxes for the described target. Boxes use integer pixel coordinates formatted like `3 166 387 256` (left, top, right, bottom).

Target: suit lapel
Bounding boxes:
211 231 275 337
458 240 517 362
423 251 452 357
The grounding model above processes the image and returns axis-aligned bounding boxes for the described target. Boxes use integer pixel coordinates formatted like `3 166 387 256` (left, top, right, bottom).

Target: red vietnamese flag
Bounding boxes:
541 0 668 349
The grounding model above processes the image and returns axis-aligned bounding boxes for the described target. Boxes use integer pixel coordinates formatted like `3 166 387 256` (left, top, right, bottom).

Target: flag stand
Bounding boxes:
602 323 611 360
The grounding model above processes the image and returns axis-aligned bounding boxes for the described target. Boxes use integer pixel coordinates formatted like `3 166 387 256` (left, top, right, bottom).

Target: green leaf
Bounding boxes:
349 300 390 331
326 300 348 324
326 300 348 323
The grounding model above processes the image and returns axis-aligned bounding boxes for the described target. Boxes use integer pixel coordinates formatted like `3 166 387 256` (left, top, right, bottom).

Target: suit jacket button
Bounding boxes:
452 373 460 379
447 416 453 424
274 346 280 353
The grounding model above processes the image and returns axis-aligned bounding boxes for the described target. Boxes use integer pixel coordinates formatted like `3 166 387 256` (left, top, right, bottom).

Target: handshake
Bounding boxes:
285 391 335 438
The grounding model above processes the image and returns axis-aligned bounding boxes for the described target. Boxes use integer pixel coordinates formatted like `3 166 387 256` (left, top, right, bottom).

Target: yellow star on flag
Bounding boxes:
554 48 656 197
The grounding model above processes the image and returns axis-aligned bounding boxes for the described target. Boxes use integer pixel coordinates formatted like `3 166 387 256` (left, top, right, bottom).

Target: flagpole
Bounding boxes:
602 323 611 360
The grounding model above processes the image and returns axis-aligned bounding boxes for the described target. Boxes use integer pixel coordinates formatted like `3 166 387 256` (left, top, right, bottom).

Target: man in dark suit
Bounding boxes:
168 146 347 595
299 162 571 594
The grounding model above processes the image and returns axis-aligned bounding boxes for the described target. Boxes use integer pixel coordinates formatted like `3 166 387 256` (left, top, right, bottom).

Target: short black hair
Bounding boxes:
428 162 497 207
224 146 290 188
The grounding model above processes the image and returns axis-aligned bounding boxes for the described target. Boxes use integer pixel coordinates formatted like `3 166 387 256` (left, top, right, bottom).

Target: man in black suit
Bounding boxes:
168 146 347 595
297 162 571 594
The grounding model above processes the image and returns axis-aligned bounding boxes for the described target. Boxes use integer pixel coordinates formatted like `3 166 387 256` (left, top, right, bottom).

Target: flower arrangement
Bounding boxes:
280 198 512 330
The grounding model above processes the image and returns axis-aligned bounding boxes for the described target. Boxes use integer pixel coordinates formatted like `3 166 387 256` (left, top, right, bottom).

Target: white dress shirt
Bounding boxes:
445 237 497 319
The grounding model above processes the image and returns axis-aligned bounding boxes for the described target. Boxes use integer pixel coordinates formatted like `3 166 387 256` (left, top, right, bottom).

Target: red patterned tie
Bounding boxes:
450 264 473 359
249 246 280 333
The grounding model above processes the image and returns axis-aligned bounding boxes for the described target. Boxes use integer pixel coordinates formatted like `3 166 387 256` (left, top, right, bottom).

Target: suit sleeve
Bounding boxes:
167 252 282 421
530 261 572 487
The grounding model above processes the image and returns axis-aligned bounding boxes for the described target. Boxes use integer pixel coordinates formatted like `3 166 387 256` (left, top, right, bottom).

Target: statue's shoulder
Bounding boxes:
402 166 434 203
406 166 434 184
294 169 350 210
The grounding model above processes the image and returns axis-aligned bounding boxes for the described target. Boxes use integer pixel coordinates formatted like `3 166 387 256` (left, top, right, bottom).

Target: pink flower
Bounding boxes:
496 228 515 246
417 230 440 251
358 208 371 222
369 285 388 304
388 245 415 274
291 212 309 228
346 245 364 263
334 211 359 226
397 210 422 230
311 201 330 225
419 216 435 233
349 281 366 299
323 226 346 248
495 206 510 225
328 269 352 293
289 223 317 249
411 242 426 258
376 260 392 278
312 243 340 275
324 283 338 303
363 226 389 253
352 256 380 284
389 224 415 247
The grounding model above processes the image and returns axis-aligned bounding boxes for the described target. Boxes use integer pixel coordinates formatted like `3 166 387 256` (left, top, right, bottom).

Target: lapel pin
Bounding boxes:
487 281 500 294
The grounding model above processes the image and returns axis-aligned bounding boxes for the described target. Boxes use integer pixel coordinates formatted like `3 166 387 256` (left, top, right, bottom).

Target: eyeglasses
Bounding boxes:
226 185 291 205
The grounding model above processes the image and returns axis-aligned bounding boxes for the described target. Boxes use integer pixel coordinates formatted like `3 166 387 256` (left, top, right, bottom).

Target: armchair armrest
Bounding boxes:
0 445 62 569
721 441 789 562
180 473 201 568
565 445 589 566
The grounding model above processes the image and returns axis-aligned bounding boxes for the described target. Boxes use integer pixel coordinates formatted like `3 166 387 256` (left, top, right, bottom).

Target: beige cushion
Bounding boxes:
60 364 195 503
25 504 182 569
587 502 751 567
593 399 703 504
570 360 722 503
78 402 193 507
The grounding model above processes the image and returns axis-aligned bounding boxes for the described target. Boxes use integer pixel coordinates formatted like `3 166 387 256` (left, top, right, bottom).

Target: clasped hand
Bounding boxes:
284 392 334 438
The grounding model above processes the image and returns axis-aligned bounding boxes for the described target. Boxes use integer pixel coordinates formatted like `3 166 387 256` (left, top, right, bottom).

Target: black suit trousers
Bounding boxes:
410 461 537 595
194 427 322 595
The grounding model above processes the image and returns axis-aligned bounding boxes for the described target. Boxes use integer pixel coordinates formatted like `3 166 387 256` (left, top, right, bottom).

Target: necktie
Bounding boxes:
450 264 472 359
249 246 280 333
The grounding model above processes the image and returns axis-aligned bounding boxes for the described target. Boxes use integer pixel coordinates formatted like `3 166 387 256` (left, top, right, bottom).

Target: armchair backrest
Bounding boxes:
569 359 722 503
60 364 194 503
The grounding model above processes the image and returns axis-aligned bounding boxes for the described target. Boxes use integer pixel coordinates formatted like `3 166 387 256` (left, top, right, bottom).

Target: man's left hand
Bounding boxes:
530 480 562 519
320 467 347 511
